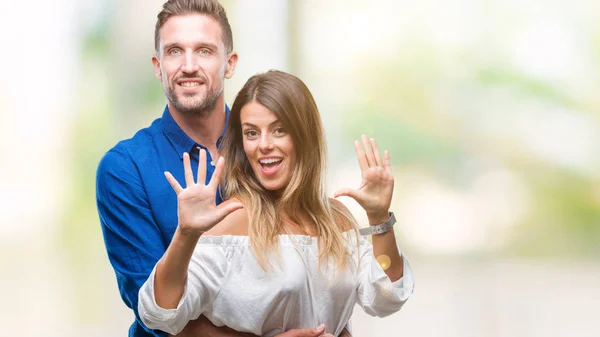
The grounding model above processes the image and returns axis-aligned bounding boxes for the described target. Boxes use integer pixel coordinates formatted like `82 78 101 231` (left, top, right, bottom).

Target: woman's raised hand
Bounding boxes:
334 135 394 220
164 150 243 236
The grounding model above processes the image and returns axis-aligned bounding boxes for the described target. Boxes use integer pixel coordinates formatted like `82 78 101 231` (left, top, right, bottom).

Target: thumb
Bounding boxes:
215 202 244 223
334 188 359 200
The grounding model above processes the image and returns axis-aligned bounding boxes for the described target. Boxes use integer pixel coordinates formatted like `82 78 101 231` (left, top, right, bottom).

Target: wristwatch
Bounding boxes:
359 212 396 236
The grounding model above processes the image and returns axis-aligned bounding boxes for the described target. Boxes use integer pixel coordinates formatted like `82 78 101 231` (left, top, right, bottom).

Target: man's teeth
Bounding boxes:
260 158 282 164
181 82 200 87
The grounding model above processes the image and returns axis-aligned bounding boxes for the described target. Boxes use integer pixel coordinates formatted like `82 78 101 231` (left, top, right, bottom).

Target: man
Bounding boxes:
96 0 350 336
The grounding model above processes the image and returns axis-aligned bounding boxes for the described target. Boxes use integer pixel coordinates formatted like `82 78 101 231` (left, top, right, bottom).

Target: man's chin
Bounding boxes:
173 100 217 116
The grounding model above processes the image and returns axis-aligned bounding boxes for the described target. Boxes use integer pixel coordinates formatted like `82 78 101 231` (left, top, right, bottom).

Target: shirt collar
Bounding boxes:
162 104 231 159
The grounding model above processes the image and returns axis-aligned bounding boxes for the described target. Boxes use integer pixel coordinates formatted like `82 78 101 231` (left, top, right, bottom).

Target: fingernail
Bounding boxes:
317 324 325 330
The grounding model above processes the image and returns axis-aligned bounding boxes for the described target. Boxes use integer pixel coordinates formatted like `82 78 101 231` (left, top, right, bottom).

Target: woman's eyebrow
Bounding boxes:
241 119 281 127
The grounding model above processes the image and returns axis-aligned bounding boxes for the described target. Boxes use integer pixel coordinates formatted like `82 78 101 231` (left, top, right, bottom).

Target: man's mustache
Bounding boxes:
174 73 207 83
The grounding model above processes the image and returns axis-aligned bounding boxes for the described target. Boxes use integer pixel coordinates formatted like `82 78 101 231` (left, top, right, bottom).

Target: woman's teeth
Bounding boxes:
260 158 282 164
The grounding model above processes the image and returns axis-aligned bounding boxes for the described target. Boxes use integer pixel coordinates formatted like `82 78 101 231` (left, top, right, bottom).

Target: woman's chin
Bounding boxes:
261 183 285 192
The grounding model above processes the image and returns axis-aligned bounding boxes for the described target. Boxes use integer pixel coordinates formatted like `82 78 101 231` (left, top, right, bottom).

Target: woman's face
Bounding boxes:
240 101 296 191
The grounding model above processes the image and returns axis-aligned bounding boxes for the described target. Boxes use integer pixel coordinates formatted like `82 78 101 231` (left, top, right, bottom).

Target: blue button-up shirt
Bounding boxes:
96 105 229 337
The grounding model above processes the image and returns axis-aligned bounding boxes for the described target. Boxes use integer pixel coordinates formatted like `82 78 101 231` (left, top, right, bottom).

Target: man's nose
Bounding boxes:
181 51 200 74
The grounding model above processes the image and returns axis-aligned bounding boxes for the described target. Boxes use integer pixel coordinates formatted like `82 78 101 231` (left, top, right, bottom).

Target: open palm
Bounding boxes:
164 150 243 236
335 135 394 217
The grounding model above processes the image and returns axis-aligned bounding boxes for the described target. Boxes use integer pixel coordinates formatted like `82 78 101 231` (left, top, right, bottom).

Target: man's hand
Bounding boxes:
274 324 326 337
171 317 351 337
275 324 351 337
171 316 256 337
339 327 352 337
165 151 243 236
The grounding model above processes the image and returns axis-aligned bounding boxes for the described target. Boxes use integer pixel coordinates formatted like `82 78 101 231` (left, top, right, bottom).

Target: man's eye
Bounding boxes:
198 49 210 55
169 49 182 55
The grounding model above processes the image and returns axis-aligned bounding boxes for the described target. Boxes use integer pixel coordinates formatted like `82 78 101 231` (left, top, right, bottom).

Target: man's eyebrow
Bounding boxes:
162 42 219 51
162 42 179 51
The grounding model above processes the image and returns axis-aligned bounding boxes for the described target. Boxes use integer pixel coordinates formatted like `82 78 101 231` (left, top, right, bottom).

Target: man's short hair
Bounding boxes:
155 0 234 54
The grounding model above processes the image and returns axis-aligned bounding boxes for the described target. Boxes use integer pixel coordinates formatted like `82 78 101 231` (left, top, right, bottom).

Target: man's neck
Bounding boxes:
168 98 226 152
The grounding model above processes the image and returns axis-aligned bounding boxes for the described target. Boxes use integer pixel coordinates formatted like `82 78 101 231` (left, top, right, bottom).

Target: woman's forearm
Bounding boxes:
154 228 201 309
368 212 404 282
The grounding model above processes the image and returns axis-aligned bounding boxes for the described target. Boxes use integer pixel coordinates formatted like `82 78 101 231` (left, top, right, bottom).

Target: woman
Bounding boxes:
138 70 414 336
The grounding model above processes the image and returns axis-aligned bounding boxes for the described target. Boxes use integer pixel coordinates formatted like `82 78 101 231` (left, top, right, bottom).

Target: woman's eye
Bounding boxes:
273 128 287 136
244 130 258 138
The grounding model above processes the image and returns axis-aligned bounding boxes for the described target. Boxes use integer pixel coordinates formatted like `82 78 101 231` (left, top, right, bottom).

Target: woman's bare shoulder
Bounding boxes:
203 198 249 236
329 198 356 232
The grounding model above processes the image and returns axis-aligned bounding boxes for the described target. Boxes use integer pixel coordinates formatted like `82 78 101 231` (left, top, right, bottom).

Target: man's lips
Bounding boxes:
176 78 206 87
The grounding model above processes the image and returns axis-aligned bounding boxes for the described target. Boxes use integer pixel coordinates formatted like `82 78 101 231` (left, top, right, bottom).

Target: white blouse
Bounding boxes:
138 231 414 336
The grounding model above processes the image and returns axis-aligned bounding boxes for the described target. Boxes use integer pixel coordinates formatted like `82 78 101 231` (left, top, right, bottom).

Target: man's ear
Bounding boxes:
152 54 162 81
224 51 238 79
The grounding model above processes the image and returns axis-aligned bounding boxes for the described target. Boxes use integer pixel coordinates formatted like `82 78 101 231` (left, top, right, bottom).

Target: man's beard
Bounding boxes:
164 77 223 117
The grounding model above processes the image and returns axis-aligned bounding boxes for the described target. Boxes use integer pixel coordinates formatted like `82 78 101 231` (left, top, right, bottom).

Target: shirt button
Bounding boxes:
210 161 215 166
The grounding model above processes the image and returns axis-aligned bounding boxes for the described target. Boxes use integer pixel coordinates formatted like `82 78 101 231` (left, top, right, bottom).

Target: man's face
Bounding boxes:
153 14 237 116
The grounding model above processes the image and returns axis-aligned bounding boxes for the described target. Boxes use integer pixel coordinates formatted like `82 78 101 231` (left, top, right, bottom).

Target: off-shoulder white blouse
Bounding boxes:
138 231 414 336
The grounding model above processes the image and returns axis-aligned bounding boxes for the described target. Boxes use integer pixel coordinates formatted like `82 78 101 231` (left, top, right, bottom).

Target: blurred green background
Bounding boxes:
1 0 599 336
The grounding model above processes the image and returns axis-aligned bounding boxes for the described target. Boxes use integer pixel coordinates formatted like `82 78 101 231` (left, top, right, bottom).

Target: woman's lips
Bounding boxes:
259 160 283 176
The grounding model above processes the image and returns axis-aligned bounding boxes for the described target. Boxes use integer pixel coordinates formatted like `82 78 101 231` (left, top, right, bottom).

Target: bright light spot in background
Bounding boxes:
376 254 392 270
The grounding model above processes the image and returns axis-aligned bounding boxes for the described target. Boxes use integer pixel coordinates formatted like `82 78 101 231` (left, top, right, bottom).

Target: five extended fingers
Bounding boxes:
164 150 225 195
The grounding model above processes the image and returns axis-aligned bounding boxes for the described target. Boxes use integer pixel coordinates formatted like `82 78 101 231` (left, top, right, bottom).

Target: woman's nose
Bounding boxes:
259 134 274 151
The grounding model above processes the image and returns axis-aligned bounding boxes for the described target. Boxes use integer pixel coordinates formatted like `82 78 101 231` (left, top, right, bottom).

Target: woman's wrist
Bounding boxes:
367 211 391 226
175 225 203 242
